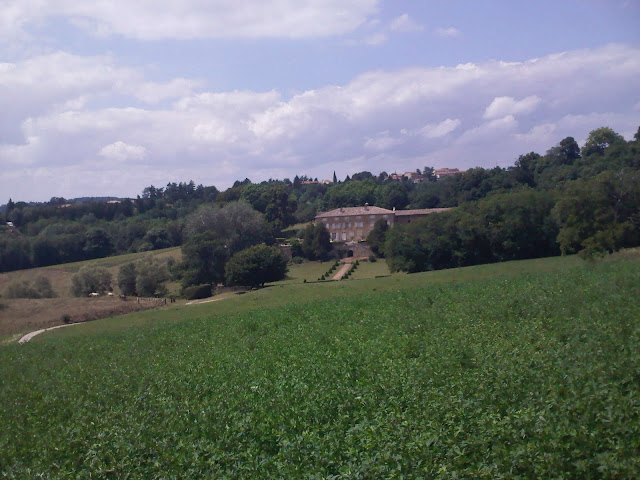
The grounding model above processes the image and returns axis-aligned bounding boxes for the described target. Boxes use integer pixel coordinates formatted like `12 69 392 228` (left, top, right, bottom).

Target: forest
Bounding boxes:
1 125 639 281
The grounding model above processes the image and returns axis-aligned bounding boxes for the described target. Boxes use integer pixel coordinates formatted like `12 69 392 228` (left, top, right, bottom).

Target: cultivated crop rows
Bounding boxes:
1 257 638 478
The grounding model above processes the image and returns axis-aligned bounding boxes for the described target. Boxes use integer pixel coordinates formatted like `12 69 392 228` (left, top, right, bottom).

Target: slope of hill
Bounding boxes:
1 250 637 477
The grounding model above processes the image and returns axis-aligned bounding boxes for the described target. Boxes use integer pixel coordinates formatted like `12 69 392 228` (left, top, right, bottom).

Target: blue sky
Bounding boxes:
1 0 639 201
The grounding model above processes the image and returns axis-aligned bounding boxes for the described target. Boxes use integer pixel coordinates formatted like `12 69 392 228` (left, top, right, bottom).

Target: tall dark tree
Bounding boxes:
224 244 288 287
366 218 389 257
83 228 113 259
301 223 331 260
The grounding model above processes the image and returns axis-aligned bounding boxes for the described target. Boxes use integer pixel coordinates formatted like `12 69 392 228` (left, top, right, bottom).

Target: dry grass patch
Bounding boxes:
0 296 166 337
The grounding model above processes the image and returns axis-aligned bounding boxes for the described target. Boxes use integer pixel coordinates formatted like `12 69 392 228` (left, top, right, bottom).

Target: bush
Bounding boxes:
291 256 304 264
182 284 212 300
71 265 112 297
368 255 377 262
61 314 71 324
225 245 288 288
4 275 56 299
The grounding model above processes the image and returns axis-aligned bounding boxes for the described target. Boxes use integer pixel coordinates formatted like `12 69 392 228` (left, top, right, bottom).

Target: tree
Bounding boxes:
333 171 337 184
422 167 436 182
224 244 288 287
552 169 640 257
366 219 389 257
4 275 56 299
71 265 112 296
301 223 331 260
83 227 113 259
117 262 137 296
135 256 169 297
377 183 409 210
581 127 625 157
546 137 581 166
263 185 296 231
185 201 272 255
181 232 228 287
509 152 541 186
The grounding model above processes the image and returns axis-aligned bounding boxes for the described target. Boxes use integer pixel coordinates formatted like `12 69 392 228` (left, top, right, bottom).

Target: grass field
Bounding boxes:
1 250 638 478
347 258 391 279
269 260 335 285
0 247 182 338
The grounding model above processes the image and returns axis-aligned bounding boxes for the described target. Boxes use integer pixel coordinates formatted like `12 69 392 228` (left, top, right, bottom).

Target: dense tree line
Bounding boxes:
2 125 638 276
382 127 640 272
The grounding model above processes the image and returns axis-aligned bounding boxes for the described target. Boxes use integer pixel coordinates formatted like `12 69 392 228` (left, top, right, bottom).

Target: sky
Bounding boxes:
1 0 639 202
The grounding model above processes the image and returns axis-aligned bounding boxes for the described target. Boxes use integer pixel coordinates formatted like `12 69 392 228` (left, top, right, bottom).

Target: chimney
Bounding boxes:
364 202 369 211
393 207 395 212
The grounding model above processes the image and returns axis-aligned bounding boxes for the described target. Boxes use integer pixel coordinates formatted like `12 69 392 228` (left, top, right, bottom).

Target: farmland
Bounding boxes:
0 247 182 339
1 251 639 478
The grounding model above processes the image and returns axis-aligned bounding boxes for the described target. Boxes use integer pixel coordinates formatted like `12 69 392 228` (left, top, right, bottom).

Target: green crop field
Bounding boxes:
1 251 639 478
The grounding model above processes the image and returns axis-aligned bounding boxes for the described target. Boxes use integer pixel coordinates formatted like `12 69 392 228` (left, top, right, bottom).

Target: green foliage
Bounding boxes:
301 223 331 261
4 275 56 299
70 265 112 296
82 227 113 259
225 244 288 287
386 189 559 273
181 284 212 300
1 256 639 477
135 256 169 297
181 202 273 288
581 126 626 157
368 255 377 262
181 232 228 287
553 169 640 256
366 218 389 257
117 262 137 296
117 257 169 297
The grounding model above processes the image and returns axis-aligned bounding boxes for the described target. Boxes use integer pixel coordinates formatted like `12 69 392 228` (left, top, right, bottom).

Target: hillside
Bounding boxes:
1 251 638 477
0 247 182 339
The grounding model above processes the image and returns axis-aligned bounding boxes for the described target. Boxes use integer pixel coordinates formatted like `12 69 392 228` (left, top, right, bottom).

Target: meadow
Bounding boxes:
0 251 638 478
0 247 182 339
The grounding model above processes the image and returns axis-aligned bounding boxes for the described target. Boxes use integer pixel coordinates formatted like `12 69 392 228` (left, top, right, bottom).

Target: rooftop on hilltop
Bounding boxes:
315 205 394 218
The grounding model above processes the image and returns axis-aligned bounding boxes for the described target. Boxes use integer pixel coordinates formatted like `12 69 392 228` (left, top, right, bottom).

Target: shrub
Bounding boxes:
291 256 304 264
225 245 288 288
4 275 56 299
368 255 377 262
117 262 137 296
182 284 212 300
61 314 71 324
118 257 170 297
71 265 112 297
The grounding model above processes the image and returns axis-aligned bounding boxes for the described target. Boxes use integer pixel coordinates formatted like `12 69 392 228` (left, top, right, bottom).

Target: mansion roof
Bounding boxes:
394 208 452 216
315 206 452 219
315 206 393 218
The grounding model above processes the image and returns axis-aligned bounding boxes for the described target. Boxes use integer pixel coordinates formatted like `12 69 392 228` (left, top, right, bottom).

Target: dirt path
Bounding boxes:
332 263 351 280
18 323 79 343
185 297 225 305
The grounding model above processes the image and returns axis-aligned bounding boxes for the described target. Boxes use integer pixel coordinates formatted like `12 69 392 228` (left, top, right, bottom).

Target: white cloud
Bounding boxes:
420 119 461 138
0 0 380 42
99 141 147 162
484 95 542 119
434 27 460 38
363 32 388 45
2 44 639 200
458 116 518 144
364 131 404 150
390 14 424 33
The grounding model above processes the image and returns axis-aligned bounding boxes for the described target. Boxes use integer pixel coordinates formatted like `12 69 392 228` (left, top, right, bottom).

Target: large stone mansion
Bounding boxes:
315 205 450 242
